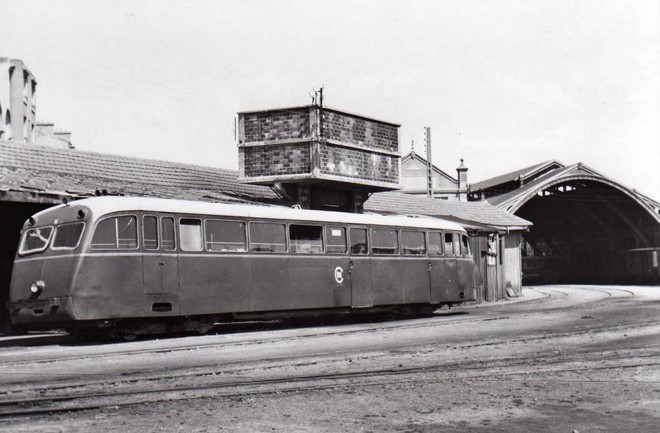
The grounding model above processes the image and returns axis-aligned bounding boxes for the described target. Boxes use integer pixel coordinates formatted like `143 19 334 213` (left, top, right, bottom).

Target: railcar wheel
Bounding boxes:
112 328 137 342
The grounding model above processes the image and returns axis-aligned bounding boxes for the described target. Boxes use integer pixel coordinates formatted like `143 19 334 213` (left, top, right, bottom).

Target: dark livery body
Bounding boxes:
8 197 478 336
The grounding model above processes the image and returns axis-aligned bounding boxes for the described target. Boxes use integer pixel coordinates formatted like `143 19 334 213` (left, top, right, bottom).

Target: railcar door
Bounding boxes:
142 216 180 314
399 230 431 304
429 232 460 303
348 227 373 307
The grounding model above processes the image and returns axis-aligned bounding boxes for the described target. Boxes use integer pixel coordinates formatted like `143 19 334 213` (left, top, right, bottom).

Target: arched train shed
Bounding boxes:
471 161 660 284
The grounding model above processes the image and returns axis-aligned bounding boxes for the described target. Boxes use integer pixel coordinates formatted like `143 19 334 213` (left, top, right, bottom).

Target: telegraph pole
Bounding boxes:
425 127 433 198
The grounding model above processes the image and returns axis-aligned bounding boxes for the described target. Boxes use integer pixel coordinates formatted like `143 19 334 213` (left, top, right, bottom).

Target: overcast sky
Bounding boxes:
2 0 658 196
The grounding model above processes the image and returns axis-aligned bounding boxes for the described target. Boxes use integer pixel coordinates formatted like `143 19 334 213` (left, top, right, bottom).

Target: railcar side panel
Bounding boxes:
81 255 145 319
400 257 431 304
370 259 405 305
430 258 458 303
178 255 251 315
288 257 351 309
248 256 292 311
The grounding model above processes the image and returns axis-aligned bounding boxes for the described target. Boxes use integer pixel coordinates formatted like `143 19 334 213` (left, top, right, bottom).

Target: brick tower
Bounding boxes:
237 102 401 212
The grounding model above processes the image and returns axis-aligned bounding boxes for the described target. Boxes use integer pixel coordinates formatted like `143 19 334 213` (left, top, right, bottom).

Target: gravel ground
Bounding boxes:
0 285 658 432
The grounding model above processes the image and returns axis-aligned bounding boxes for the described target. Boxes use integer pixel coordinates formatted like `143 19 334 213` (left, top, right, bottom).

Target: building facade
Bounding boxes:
0 58 37 143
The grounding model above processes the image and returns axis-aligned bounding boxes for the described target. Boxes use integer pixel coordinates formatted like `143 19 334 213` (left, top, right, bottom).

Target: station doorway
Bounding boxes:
516 179 660 285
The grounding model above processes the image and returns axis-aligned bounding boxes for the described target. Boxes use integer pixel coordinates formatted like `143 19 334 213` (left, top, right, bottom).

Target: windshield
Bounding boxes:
19 226 54 255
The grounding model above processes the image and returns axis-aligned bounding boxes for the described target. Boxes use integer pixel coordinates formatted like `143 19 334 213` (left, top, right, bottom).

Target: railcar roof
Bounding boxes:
47 196 467 232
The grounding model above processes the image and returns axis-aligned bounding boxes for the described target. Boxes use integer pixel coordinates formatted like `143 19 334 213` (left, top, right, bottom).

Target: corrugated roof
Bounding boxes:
0 140 530 229
471 160 565 191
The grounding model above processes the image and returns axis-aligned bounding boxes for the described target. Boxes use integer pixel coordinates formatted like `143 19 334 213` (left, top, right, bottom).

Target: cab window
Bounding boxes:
143 216 159 250
349 228 368 255
19 226 53 255
428 232 443 256
52 222 85 250
91 216 138 250
444 233 454 256
461 234 471 257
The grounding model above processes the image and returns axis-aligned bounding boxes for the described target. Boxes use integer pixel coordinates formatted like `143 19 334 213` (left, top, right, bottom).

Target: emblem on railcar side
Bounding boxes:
334 266 344 284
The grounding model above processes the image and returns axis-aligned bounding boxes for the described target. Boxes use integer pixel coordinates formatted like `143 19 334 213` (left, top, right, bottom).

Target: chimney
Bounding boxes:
457 158 468 202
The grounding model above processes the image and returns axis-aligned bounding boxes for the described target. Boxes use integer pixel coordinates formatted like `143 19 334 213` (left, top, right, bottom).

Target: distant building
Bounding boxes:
400 151 469 201
34 123 74 149
0 58 37 143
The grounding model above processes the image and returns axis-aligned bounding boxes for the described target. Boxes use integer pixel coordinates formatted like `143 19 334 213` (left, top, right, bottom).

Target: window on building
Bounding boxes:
372 229 399 255
249 222 286 253
161 217 176 251
428 232 443 255
52 222 85 249
349 228 368 255
444 232 454 256
401 231 426 256
461 234 471 257
91 216 137 250
289 224 323 253
326 226 347 254
179 218 203 252
19 226 53 255
205 219 246 252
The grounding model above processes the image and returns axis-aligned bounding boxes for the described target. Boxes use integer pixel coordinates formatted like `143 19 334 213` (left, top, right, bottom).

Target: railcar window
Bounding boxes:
326 226 347 254
444 233 454 256
428 232 443 255
461 235 471 257
349 228 368 255
289 225 323 253
453 234 460 257
249 222 286 253
143 216 159 250
372 229 399 255
161 217 176 251
179 218 203 252
205 219 246 252
91 216 138 250
401 231 426 256
52 222 85 249
19 226 53 255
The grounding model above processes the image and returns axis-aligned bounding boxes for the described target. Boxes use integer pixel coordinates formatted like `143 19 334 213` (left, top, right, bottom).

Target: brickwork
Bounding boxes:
321 109 398 152
241 108 310 143
240 144 310 178
319 143 399 184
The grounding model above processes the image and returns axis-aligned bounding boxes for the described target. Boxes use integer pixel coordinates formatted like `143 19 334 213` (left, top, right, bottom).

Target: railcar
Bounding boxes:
7 197 478 339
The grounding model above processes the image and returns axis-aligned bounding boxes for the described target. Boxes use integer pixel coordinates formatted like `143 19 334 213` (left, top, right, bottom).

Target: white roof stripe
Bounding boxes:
52 197 466 232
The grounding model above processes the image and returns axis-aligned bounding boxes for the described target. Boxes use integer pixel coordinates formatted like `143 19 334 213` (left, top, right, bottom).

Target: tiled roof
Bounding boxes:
0 140 280 204
0 140 530 229
471 159 565 192
364 191 531 229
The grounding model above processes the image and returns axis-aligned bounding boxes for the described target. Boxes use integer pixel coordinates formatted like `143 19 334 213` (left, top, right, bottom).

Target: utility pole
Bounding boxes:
425 127 434 198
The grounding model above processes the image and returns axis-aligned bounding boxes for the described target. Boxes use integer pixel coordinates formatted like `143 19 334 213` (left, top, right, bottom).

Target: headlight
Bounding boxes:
30 280 45 295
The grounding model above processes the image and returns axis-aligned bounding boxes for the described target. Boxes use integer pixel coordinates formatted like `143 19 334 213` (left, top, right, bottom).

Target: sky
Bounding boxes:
2 0 658 196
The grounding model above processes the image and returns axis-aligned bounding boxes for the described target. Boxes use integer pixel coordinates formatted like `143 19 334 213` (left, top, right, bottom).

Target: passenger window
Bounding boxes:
326 226 347 254
19 226 54 255
428 232 443 255
401 231 426 256
372 229 399 255
289 224 323 253
161 217 176 251
444 233 454 256
349 228 368 255
91 216 137 250
461 235 471 257
249 222 286 253
453 234 460 257
179 218 202 252
52 222 85 249
143 216 159 250
205 219 246 252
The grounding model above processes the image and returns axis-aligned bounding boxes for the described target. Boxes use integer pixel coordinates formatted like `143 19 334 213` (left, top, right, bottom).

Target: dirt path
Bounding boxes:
0 285 658 432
